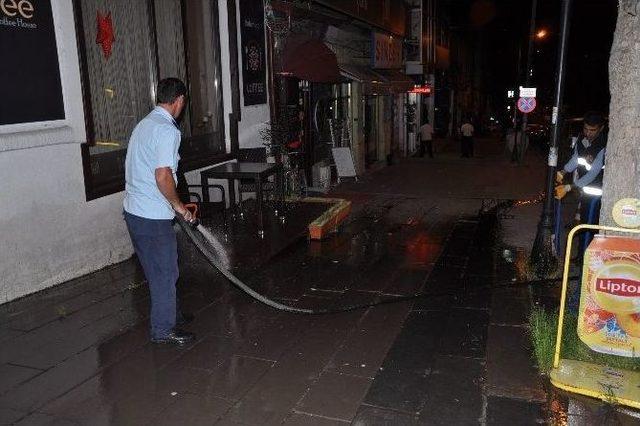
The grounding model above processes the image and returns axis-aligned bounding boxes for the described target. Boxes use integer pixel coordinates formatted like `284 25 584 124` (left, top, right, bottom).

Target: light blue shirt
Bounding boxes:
123 106 181 219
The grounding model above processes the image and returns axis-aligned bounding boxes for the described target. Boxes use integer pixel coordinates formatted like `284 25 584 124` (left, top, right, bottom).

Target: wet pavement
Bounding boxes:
2 138 640 425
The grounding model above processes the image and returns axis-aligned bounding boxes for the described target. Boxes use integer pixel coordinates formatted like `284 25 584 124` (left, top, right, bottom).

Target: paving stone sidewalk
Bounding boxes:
5 138 634 425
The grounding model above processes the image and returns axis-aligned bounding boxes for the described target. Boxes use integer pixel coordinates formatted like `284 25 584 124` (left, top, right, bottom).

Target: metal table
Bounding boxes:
200 162 283 234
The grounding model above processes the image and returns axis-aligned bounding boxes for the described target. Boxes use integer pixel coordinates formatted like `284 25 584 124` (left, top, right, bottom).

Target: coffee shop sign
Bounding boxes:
0 0 37 29
372 32 402 69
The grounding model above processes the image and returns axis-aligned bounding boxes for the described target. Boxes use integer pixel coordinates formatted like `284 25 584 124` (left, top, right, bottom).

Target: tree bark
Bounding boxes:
600 1 640 227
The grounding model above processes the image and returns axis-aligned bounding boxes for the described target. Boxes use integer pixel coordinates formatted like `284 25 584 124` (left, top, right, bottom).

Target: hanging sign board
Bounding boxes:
239 0 267 106
0 0 65 125
372 32 402 69
578 236 640 358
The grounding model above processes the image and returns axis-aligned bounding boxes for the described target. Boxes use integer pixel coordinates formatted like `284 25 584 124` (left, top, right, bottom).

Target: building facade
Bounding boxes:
0 0 266 303
0 0 423 303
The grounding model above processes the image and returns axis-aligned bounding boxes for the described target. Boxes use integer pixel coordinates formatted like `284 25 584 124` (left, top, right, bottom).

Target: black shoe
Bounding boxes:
151 329 195 345
176 312 195 326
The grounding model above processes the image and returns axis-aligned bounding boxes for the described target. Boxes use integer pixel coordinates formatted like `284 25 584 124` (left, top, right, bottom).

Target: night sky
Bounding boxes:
446 0 618 125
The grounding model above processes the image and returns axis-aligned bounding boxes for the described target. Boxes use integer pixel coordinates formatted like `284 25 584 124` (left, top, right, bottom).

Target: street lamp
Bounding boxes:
536 29 548 40
531 0 573 276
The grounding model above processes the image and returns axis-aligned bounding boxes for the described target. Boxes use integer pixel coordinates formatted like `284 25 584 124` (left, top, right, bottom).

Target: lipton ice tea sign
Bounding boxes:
579 235 640 357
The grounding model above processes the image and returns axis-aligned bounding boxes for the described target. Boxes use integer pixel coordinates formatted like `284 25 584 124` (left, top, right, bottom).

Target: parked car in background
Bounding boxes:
526 123 550 148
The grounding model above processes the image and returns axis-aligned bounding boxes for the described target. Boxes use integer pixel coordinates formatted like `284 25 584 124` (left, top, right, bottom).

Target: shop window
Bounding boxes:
75 0 225 200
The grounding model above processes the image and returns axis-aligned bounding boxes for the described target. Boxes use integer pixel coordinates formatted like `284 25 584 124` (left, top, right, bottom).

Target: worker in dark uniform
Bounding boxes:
554 112 607 312
554 111 607 225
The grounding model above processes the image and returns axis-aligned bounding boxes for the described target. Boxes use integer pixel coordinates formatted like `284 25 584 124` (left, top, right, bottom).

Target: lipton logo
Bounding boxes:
622 206 637 216
596 278 640 297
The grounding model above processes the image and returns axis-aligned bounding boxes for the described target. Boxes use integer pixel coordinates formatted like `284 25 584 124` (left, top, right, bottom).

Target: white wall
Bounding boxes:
217 0 233 153
0 0 132 303
1 0 274 303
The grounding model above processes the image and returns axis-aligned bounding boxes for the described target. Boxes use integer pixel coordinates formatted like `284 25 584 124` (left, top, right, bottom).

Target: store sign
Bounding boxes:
0 0 65 125
372 32 402 69
409 85 432 95
239 0 267 106
315 0 405 36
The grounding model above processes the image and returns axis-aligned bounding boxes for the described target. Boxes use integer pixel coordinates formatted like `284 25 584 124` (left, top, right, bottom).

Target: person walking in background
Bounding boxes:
123 78 196 346
419 119 434 158
505 127 515 159
460 118 475 158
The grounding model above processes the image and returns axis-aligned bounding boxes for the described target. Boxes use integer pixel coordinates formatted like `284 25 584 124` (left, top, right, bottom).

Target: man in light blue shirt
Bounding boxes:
123 105 181 219
123 78 195 345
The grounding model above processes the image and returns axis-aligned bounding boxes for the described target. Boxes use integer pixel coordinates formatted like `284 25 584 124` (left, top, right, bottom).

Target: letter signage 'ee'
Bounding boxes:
1 0 65 125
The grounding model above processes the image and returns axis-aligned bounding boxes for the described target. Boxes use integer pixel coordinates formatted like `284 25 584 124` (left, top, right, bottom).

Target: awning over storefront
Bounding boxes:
280 37 342 83
339 64 415 95
373 69 416 93
338 63 386 94
338 63 382 83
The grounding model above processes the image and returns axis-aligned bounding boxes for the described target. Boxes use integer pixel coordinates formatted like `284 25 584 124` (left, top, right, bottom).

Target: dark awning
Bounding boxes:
338 63 386 94
338 64 415 95
280 37 342 83
373 69 416 93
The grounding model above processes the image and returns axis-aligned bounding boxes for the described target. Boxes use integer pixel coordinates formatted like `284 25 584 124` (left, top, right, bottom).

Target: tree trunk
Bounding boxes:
600 1 640 227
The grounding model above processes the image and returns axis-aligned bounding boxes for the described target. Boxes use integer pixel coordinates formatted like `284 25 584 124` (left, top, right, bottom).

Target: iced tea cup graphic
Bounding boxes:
578 236 640 357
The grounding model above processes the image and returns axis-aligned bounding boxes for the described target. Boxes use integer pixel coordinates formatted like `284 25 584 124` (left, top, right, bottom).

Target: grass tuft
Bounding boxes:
529 307 558 374
528 306 640 375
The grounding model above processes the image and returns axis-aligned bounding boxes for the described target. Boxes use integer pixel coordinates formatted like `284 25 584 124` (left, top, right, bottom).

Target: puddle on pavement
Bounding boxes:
546 386 640 425
177 198 446 313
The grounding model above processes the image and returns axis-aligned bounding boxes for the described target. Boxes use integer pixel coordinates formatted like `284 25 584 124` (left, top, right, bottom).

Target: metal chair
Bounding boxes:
177 171 227 228
236 148 276 209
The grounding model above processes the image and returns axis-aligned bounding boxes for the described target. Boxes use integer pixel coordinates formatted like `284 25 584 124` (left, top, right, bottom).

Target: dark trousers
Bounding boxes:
461 136 474 157
124 211 179 339
577 195 602 255
420 139 433 158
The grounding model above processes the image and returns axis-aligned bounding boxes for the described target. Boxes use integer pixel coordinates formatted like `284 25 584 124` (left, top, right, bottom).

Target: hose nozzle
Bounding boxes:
184 203 200 227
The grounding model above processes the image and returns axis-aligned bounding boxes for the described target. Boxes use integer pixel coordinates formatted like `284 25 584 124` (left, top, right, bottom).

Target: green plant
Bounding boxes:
529 307 557 374
528 306 640 376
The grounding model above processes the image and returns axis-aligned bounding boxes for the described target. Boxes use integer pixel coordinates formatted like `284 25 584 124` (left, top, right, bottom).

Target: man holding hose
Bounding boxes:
123 78 195 345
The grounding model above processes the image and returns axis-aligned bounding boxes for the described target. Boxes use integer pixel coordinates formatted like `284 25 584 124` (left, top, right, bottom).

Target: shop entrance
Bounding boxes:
364 96 377 167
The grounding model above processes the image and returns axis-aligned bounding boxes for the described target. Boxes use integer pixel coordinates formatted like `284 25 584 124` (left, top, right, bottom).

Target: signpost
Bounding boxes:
517 97 537 114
